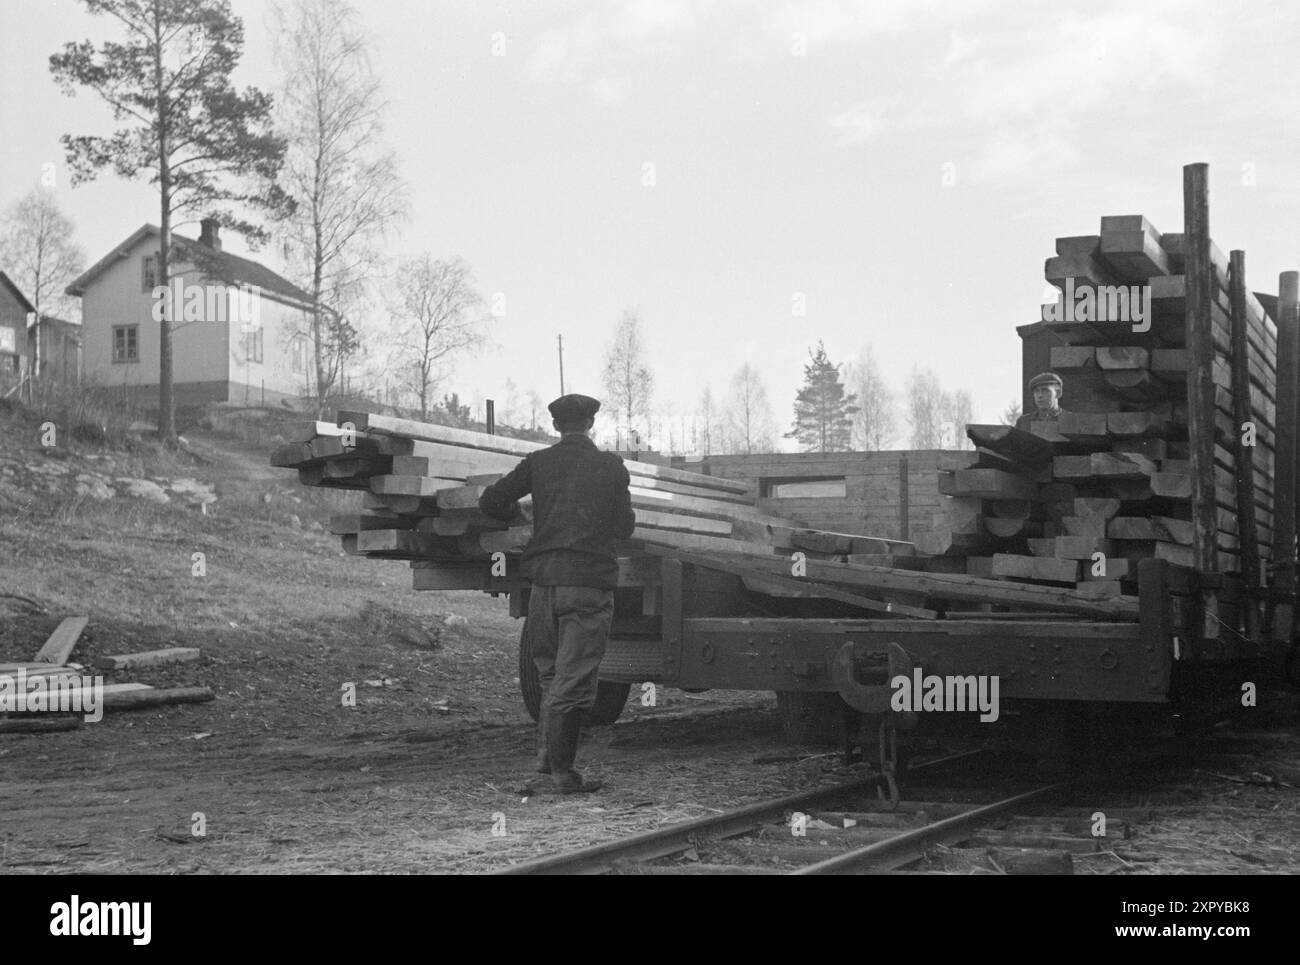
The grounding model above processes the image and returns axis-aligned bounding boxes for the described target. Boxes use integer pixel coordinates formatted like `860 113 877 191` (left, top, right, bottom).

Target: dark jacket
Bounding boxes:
478 433 636 589
1016 407 1062 431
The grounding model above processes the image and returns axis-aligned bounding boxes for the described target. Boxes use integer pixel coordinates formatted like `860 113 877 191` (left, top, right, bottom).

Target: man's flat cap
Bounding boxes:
548 393 601 422
1028 371 1063 390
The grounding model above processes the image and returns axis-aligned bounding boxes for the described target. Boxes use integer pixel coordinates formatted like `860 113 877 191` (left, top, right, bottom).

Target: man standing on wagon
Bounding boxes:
479 394 636 794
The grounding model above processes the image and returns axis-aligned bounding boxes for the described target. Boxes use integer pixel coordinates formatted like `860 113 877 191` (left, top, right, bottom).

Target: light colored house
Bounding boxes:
67 220 319 406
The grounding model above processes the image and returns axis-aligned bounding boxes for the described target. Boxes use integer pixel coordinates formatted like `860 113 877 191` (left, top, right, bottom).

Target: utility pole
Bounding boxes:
557 333 566 394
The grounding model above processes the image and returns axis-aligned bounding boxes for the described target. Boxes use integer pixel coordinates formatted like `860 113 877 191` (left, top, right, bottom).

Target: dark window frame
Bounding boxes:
142 253 159 292
112 324 139 363
242 326 264 364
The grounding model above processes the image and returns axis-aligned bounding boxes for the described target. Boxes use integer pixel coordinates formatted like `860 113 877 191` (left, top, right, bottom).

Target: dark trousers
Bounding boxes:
527 585 614 716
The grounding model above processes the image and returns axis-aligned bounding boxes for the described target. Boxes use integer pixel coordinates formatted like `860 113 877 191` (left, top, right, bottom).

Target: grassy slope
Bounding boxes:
0 402 525 729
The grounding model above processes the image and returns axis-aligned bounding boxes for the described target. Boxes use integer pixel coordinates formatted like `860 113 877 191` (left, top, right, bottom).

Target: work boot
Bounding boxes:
546 709 603 794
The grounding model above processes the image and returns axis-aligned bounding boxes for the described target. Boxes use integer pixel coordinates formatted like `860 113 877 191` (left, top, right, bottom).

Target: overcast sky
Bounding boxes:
3 0 1299 448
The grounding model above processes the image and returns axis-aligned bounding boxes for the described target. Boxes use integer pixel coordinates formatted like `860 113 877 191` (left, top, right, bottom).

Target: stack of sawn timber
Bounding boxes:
918 213 1278 602
271 411 916 592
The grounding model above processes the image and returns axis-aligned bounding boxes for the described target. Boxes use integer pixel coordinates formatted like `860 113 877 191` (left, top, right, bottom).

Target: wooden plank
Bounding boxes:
1150 472 1192 498
285 420 348 443
1183 163 1220 638
329 514 416 535
1099 216 1172 280
419 510 509 536
33 617 89 666
1027 537 1113 560
736 571 937 620
1107 517 1193 544
1104 369 1168 401
1107 410 1170 438
372 436 512 476
1113 437 1168 461
1154 541 1195 568
1073 497 1122 519
370 475 465 497
1026 421 1070 445
940 469 1037 500
1057 411 1109 444
0 662 84 677
1052 452 1153 480
368 492 440 515
1060 516 1110 540
1045 241 1122 288
984 516 1041 539
964 424 1057 464
436 481 793 529
637 509 732 536
1273 271 1299 642
92 648 201 671
990 554 1081 584
1229 249 1263 641
648 547 1133 619
1050 346 1097 370
1096 346 1150 370
1151 348 1188 383
309 435 382 460
101 686 214 712
339 410 752 495
270 442 315 468
1150 274 1186 313
1085 557 1133 581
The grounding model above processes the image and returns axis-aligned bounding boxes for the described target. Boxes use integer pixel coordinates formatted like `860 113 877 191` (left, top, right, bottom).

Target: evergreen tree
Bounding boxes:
51 0 289 442
786 341 858 452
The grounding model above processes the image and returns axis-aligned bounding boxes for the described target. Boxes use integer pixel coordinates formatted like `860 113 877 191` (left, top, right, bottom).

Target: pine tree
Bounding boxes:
51 0 289 443
786 342 858 452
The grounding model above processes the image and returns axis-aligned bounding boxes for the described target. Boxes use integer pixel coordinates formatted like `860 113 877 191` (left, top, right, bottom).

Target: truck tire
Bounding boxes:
775 690 850 746
518 620 632 726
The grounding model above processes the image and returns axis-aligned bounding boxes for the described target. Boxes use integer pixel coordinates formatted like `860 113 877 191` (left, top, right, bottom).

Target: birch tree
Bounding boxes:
847 345 897 451
390 255 486 420
0 188 85 379
724 362 775 454
273 0 405 414
601 309 653 447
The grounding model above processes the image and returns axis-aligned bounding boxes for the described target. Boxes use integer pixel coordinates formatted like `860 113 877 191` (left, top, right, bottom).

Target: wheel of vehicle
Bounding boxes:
585 680 632 726
518 619 543 722
774 690 851 746
517 620 632 726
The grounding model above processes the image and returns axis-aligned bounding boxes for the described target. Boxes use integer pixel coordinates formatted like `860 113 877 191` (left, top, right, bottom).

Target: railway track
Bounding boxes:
495 750 1147 875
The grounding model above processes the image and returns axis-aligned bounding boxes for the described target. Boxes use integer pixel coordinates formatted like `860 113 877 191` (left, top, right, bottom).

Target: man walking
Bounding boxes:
479 394 636 794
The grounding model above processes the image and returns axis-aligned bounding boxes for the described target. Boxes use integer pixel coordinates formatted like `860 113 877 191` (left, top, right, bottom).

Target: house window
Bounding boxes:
112 325 139 363
762 477 847 499
243 327 263 364
290 336 308 374
142 253 159 292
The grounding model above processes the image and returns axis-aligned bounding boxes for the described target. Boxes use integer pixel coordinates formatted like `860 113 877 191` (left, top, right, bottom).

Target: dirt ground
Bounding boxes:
2 408 1299 874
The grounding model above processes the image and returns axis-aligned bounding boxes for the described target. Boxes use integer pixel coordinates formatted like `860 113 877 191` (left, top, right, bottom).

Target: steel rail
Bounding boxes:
494 749 985 876
790 782 1066 875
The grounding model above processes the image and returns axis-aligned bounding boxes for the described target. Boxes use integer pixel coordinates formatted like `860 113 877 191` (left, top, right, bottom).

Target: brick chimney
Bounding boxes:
199 217 222 251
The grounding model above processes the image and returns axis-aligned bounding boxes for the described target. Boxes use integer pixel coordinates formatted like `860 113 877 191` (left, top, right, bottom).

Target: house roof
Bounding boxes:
66 223 316 308
31 314 76 332
0 271 36 315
